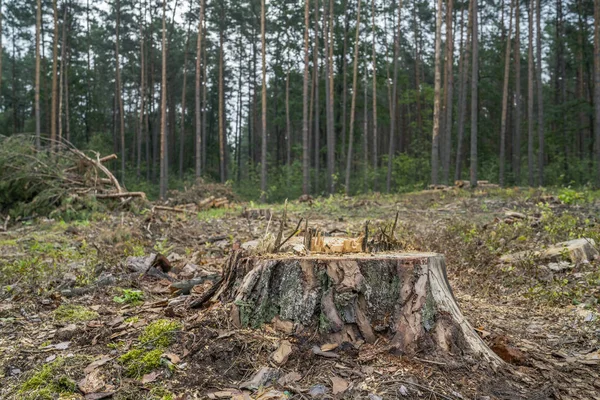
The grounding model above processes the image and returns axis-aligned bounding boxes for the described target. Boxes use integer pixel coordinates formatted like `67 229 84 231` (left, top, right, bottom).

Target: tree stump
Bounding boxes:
194 251 501 364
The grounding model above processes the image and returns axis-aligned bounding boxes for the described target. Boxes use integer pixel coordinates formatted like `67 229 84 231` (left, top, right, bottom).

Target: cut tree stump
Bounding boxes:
191 251 502 364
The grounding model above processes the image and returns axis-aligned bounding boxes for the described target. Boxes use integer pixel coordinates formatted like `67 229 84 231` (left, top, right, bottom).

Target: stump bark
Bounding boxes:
195 252 501 364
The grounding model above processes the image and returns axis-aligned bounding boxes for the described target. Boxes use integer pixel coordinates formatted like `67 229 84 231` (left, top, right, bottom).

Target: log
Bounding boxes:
195 251 502 364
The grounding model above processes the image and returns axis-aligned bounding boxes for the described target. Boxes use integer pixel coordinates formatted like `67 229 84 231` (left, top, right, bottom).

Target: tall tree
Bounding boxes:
595 0 600 186
137 0 146 180
302 0 311 195
160 0 168 199
513 0 521 182
442 0 454 184
195 0 205 177
51 0 59 149
345 0 362 194
218 3 227 183
469 0 478 187
535 0 543 185
35 0 41 149
386 0 401 192
455 0 472 180
180 21 191 179
528 0 534 186
499 0 514 186
324 0 335 194
313 0 320 193
115 0 126 183
260 0 267 201
371 0 378 189
58 4 67 143
431 0 443 185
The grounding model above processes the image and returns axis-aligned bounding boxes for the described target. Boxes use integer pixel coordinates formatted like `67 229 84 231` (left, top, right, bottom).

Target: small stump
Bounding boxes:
197 252 500 363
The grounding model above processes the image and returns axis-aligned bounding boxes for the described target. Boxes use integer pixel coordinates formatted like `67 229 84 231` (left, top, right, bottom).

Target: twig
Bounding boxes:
152 205 195 213
273 200 288 251
95 192 146 199
274 218 303 253
362 220 370 252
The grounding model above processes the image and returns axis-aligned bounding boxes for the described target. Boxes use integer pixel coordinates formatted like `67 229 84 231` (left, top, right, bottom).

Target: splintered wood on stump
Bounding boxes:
193 251 501 364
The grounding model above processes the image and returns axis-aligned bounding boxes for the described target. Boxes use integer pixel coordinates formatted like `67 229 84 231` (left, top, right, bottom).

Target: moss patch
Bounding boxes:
18 357 77 400
53 304 98 322
139 319 182 348
119 348 163 378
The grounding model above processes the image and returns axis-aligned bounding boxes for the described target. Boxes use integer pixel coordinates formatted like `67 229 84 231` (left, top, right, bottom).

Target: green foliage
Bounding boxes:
113 289 144 305
119 348 164 378
53 304 99 322
139 319 182 347
18 358 78 399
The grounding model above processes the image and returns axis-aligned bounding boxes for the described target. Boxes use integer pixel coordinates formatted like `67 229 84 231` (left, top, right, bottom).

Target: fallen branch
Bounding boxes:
95 192 146 199
152 205 195 214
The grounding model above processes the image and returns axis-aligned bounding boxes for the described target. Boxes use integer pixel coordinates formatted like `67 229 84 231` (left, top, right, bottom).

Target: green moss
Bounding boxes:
113 289 144 305
119 348 164 378
139 319 182 348
53 304 98 322
18 357 77 399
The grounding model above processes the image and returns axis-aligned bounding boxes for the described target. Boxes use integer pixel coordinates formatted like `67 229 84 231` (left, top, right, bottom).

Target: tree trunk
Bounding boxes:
115 0 126 184
202 26 208 173
386 0 402 193
325 0 335 194
137 0 146 181
218 6 227 184
535 0 543 186
260 0 267 201
595 0 600 186
340 0 349 172
528 0 535 187
195 0 205 178
51 0 59 150
469 0 478 187
363 60 369 192
499 0 514 187
286 71 291 167
413 0 423 138
513 0 521 183
442 0 454 185
345 0 362 195
302 0 311 195
35 0 41 149
455 0 471 181
431 0 443 186
313 0 321 194
160 0 168 200
195 252 502 365
371 0 378 190
180 22 191 179
58 5 67 144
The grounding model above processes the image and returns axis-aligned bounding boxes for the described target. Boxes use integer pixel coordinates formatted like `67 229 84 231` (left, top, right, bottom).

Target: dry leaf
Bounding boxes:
54 341 71 350
78 370 106 394
163 352 181 364
321 343 338 352
330 376 349 394
271 340 293 365
84 356 113 374
141 370 161 384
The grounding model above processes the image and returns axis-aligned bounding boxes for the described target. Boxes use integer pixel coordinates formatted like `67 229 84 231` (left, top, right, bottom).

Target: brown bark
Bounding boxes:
180 22 191 179
137 0 146 181
51 0 59 150
58 5 67 143
344 0 363 195
442 0 454 185
218 7 227 184
536 0 543 186
197 252 502 365
195 0 205 178
595 0 600 186
513 0 521 182
469 0 478 187
302 0 311 195
324 0 335 194
115 0 126 183
455 0 471 181
286 71 291 167
160 0 168 199
500 0 514 187
386 0 402 193
371 0 378 189
431 0 443 186
35 0 41 149
528 0 534 186
260 0 267 201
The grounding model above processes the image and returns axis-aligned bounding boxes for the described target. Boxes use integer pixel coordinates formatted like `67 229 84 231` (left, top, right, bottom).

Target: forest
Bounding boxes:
1 0 599 200
3 0 600 399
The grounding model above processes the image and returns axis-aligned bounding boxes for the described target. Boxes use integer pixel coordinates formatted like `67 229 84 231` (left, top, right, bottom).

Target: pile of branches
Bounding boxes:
0 135 145 218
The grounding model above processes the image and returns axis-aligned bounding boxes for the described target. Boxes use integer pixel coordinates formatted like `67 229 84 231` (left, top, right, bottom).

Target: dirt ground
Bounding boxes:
1 188 599 400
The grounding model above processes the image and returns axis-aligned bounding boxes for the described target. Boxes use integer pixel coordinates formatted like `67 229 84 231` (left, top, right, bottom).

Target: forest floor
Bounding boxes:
1 187 600 400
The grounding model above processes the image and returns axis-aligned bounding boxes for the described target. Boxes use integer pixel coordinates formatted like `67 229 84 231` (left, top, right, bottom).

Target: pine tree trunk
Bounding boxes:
219 11 227 184
196 252 502 366
58 5 67 144
455 0 471 181
431 0 443 186
386 0 402 193
202 29 208 173
285 71 291 167
51 0 59 150
35 0 41 149
160 0 168 200
137 0 146 181
363 60 369 191
302 0 311 195
413 1 423 138
499 0 514 187
594 0 600 186
371 0 378 190
528 0 535 187
345 0 362 195
313 0 321 194
65 42 70 143
340 0 349 171
442 0 454 185
469 0 478 187
195 0 205 178
180 23 191 179
513 0 521 183
536 0 543 186
260 0 268 201
115 0 126 184
325 0 335 194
